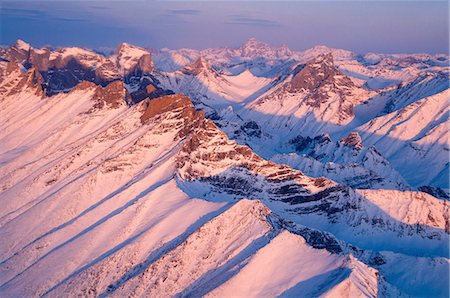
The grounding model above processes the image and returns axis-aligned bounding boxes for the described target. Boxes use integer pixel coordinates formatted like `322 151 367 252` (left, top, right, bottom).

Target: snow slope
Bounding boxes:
0 40 449 297
157 58 272 109
209 231 379 298
1 81 446 296
357 89 449 188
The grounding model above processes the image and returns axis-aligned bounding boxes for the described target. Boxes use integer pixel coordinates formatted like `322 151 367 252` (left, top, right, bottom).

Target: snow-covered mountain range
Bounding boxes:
0 39 448 297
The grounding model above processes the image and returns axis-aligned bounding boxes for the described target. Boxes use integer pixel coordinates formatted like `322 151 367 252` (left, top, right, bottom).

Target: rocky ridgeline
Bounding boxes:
0 40 165 99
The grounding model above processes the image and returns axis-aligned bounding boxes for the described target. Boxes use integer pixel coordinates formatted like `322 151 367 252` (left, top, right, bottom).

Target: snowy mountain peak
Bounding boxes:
115 42 147 56
275 44 293 57
14 39 31 52
115 42 154 76
288 53 350 94
240 37 270 51
239 37 291 59
298 45 356 62
180 56 212 76
310 44 333 52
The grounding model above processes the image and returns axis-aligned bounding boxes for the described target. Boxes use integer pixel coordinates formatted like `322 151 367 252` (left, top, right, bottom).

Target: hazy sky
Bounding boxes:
1 1 448 54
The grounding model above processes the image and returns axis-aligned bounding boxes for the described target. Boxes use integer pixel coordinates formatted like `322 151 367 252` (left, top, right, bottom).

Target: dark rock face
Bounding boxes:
44 58 97 95
1 40 33 66
289 134 331 152
203 168 263 197
289 225 343 254
241 121 262 138
126 75 173 104
289 135 312 152
0 41 52 73
92 80 129 109
340 132 363 150
289 54 341 94
95 59 121 84
115 42 155 79
122 54 155 83
282 54 362 122
0 40 164 98
175 105 344 211
28 49 51 71
418 185 449 200
140 94 204 137
174 104 383 237
267 213 344 254
368 254 387 266
6 46 102 95
72 80 129 110
181 57 209 76
2 63 46 97
280 185 349 206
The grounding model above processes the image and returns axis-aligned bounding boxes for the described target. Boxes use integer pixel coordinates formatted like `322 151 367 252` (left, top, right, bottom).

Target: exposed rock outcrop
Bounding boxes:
340 132 363 150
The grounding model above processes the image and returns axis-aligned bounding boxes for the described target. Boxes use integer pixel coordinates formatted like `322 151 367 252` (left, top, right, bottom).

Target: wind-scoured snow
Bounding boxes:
357 89 449 187
209 231 380 298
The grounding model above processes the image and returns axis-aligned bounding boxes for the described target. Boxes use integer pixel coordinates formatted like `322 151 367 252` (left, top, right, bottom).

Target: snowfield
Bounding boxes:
0 39 449 297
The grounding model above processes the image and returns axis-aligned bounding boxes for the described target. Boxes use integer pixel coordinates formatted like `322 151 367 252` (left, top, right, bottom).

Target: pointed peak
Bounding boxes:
114 42 153 75
193 56 207 66
239 38 272 58
237 68 257 78
310 44 333 52
288 53 339 93
181 56 212 75
115 42 131 53
242 37 266 46
244 37 269 45
14 39 31 51
276 44 293 56
23 67 45 96
5 64 45 97
340 132 363 150
115 42 149 56
240 37 269 49
301 45 355 62
308 52 335 66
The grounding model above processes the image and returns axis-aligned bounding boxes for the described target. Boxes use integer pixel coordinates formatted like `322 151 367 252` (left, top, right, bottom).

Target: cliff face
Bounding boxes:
0 40 162 98
0 60 45 97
